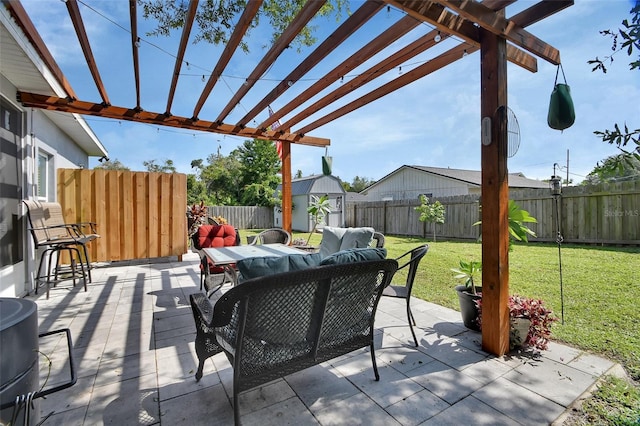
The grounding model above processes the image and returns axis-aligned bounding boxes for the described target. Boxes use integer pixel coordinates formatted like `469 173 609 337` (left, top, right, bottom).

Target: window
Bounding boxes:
37 151 49 199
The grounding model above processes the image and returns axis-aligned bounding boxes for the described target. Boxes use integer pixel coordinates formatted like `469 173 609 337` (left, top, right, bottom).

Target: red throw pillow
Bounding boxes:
196 224 238 274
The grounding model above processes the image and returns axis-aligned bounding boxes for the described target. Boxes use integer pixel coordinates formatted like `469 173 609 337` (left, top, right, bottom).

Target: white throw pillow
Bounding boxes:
339 227 375 251
319 226 347 258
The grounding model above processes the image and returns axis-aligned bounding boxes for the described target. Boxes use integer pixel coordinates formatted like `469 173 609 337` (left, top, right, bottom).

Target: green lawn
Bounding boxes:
242 230 640 381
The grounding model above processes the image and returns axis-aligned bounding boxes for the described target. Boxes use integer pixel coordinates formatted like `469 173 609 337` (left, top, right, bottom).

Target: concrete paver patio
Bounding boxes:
28 252 617 425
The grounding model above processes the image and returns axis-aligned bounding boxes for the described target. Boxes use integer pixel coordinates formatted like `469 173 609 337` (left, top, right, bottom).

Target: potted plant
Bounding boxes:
451 260 482 331
476 295 558 351
453 200 538 331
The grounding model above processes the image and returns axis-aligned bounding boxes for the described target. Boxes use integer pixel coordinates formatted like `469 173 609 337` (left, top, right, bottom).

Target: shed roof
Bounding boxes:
278 174 345 196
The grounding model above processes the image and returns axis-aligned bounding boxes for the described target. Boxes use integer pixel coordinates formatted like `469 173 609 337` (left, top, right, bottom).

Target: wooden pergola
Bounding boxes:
5 0 572 355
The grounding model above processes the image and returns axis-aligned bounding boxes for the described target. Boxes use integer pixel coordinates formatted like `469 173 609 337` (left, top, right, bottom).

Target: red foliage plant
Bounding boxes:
476 295 558 351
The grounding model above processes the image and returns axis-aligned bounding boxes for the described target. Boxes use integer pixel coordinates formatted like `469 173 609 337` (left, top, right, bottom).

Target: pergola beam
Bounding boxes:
434 0 562 64
16 91 329 147
129 0 141 110
191 0 263 120
166 0 199 115
237 0 384 128
297 42 474 135
65 0 110 106
214 0 327 124
260 13 421 131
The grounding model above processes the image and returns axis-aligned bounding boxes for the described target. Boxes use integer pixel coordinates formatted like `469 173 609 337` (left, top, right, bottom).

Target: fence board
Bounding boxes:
58 169 187 262
346 182 639 245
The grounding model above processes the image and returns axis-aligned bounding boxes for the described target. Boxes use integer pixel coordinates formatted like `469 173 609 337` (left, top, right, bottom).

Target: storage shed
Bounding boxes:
275 175 345 232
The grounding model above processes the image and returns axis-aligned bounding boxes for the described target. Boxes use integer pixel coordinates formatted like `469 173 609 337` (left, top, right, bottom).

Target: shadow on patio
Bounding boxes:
29 252 617 425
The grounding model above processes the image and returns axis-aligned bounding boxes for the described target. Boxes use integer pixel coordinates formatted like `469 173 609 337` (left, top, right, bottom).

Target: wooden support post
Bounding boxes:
281 141 292 235
480 26 510 356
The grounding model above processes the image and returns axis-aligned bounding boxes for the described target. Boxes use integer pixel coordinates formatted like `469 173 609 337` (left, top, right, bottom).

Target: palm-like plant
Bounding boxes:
451 260 482 295
306 194 331 244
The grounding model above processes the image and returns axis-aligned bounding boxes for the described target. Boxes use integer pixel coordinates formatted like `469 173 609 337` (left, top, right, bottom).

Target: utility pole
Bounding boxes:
566 149 570 185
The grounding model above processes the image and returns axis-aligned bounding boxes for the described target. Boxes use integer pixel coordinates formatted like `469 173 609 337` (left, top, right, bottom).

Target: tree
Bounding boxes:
340 176 376 192
584 154 640 184
232 139 281 207
140 0 348 52
590 2 640 171
415 195 445 242
94 159 129 170
350 176 375 192
143 159 176 173
200 153 242 205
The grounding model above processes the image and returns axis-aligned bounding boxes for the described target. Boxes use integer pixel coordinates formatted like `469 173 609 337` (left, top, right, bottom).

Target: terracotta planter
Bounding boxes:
455 285 482 331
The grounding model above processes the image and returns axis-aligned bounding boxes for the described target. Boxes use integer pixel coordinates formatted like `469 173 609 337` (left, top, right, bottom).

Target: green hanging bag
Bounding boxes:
547 64 575 131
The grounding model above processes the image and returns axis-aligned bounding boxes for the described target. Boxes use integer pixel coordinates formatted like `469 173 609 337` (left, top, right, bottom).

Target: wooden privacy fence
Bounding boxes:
58 169 187 262
346 181 640 245
206 205 274 230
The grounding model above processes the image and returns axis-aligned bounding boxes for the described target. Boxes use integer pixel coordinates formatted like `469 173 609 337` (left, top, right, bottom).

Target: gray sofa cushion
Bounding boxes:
237 252 323 282
320 248 387 266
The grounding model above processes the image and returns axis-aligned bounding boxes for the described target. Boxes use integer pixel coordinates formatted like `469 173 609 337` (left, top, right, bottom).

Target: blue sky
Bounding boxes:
21 0 639 184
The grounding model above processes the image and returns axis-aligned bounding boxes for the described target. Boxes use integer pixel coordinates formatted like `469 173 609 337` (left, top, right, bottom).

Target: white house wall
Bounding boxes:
0 83 89 297
364 168 471 201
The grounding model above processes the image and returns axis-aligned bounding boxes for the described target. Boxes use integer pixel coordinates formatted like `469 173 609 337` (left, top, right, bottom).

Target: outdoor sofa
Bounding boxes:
190 247 397 425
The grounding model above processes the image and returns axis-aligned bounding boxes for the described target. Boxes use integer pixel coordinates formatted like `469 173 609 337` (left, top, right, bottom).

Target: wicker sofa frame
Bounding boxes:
189 258 398 425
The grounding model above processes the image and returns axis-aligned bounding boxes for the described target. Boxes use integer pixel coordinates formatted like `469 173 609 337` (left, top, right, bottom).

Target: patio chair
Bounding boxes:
192 224 239 296
23 200 99 298
246 228 291 245
372 231 385 248
382 244 429 347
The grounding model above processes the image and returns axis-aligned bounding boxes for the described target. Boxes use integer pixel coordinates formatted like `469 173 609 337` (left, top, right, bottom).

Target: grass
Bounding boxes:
243 229 640 422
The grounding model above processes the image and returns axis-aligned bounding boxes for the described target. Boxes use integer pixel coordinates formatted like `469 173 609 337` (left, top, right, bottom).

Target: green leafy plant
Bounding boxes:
306 194 331 244
451 260 482 295
473 200 537 249
415 195 446 242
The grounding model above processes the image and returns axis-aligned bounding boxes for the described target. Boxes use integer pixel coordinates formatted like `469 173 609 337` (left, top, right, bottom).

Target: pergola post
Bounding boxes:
281 141 292 235
480 26 510 356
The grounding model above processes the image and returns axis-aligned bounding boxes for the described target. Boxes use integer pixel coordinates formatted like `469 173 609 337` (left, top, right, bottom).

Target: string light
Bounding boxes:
398 66 402 75
243 78 249 86
202 75 205 82
134 37 141 48
434 31 442 43
463 49 469 57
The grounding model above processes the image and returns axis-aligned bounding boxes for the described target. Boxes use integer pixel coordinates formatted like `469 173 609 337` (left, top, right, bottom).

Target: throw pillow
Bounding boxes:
319 226 347 258
339 227 375 251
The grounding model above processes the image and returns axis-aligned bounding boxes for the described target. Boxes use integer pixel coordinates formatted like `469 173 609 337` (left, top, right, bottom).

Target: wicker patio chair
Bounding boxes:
246 228 291 245
189 259 398 425
382 244 429 347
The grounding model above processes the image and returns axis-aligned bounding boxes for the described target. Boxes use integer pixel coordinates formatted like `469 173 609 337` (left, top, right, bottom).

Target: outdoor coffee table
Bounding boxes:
202 243 310 293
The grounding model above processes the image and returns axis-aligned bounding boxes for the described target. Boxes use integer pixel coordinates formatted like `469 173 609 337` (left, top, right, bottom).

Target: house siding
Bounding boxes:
363 167 473 201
